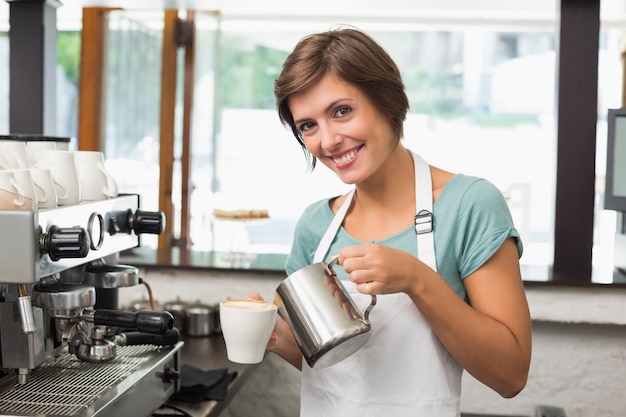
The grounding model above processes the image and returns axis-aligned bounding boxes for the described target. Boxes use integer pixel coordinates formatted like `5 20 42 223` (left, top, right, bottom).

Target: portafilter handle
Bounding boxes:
81 309 174 335
116 327 181 346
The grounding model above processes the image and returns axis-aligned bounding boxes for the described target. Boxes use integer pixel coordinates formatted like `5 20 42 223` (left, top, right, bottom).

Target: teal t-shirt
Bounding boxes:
285 174 522 301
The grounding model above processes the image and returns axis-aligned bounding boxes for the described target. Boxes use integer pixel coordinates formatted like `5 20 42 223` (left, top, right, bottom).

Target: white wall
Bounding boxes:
118 268 626 417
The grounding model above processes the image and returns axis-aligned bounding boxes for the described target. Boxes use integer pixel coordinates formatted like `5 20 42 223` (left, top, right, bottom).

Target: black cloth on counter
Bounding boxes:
171 364 238 403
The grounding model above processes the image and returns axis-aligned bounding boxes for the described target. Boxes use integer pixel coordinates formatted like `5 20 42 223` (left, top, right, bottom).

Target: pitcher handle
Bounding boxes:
364 294 377 322
324 256 339 275
324 256 377 323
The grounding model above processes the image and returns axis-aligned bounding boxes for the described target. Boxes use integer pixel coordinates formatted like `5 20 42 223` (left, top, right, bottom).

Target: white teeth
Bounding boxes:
333 148 359 165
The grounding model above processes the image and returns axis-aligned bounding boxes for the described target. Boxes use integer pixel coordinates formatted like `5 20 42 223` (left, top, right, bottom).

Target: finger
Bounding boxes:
355 281 377 295
247 292 264 301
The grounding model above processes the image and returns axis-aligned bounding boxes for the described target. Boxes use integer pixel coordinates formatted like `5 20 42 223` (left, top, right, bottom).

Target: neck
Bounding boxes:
354 145 416 210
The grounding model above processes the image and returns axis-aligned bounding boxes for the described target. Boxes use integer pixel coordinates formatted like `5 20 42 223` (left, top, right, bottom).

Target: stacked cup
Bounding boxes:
0 136 119 210
0 139 38 210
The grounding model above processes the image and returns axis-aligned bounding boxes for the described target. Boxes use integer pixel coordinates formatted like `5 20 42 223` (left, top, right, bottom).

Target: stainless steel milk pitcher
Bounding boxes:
274 258 377 369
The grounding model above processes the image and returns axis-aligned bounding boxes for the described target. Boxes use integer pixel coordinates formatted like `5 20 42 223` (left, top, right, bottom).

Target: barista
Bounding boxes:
255 27 531 417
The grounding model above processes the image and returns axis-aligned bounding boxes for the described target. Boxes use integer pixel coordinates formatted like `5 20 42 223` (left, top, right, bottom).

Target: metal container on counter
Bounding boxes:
185 302 220 336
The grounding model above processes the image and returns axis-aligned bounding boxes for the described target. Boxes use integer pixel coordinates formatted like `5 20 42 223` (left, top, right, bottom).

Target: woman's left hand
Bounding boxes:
337 243 425 295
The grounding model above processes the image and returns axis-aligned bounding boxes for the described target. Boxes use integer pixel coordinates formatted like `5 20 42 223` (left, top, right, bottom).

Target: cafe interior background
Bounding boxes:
2 0 626 415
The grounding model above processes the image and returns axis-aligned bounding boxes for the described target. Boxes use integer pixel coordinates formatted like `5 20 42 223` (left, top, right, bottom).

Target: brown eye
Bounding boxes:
334 107 352 118
299 121 315 132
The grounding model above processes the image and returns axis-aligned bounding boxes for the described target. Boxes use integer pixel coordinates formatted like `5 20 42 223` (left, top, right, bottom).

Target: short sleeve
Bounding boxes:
452 179 522 278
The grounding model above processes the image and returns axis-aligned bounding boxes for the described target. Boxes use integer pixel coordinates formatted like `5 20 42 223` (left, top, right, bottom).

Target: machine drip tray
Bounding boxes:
0 342 182 417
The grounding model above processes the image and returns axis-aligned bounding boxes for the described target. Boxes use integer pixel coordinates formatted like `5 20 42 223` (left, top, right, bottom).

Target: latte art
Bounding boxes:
222 299 276 311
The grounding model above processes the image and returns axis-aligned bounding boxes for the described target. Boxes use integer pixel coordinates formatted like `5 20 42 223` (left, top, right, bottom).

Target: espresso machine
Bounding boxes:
0 194 183 417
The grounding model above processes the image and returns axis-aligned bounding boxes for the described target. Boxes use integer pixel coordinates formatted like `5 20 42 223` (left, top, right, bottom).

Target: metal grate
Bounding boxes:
0 345 164 416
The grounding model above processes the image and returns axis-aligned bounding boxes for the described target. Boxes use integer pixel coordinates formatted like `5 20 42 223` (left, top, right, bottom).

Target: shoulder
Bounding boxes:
438 174 507 208
436 174 513 234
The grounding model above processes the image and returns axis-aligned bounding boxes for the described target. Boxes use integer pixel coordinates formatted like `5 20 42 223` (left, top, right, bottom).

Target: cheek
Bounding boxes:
302 134 322 156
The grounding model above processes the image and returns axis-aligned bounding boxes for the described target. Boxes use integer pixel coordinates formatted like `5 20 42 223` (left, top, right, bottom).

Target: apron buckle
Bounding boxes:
414 210 433 235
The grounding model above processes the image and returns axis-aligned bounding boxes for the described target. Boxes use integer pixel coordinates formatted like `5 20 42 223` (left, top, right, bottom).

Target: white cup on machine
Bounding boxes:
0 170 36 210
72 151 119 201
0 140 30 170
28 168 58 209
35 150 80 206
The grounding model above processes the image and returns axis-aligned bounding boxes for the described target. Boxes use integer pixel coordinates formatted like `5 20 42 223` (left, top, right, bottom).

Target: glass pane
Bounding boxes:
56 30 80 140
189 12 219 249
102 10 164 248
207 19 557 268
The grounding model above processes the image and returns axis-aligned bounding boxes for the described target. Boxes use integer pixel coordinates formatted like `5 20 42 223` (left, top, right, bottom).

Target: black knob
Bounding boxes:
130 210 165 235
40 225 91 261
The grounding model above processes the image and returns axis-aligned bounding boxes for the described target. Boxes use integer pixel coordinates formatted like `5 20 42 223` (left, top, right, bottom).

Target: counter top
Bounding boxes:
155 335 258 417
122 247 626 287
120 247 287 273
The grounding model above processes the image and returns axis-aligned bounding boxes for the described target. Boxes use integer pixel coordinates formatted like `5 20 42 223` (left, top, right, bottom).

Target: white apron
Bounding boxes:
300 152 462 417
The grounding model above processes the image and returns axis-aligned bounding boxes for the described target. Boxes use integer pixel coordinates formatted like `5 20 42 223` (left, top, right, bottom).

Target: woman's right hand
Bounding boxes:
247 292 303 370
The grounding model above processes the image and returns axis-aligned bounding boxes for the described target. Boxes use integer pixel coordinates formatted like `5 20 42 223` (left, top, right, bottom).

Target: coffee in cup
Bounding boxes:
219 299 277 364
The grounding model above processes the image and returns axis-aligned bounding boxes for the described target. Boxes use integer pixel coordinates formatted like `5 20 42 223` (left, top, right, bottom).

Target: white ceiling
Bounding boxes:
2 0 626 27
2 0 562 21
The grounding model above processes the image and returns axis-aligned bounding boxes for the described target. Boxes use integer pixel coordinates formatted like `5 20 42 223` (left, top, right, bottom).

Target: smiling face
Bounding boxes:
288 73 398 185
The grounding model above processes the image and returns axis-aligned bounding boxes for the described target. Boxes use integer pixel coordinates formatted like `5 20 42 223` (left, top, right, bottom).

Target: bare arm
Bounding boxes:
409 238 531 397
339 238 532 397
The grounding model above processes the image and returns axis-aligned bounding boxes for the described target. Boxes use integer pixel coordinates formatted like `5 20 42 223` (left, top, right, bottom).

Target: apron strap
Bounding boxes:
412 152 436 270
313 189 354 263
313 151 436 271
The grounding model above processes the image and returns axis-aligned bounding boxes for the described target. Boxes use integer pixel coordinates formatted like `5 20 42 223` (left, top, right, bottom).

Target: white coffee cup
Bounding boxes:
73 151 118 201
35 150 80 206
29 168 58 209
6 169 39 209
219 299 277 364
25 141 57 167
0 170 35 210
0 140 30 170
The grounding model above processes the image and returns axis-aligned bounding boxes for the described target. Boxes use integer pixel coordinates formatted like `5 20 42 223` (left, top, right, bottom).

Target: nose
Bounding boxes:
319 124 342 151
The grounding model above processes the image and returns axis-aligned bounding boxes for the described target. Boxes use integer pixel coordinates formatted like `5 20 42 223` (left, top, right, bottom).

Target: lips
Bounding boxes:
331 145 363 166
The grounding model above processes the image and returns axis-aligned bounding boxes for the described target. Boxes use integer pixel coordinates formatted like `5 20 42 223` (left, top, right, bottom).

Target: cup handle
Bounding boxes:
33 181 48 204
98 162 118 197
324 256 377 323
9 178 25 206
54 180 68 200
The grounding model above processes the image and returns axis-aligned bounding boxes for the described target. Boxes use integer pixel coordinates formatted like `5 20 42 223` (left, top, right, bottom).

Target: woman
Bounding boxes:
266 27 531 417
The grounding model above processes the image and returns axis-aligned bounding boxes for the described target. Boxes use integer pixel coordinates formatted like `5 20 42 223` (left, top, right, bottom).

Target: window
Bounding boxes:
3 1 625 283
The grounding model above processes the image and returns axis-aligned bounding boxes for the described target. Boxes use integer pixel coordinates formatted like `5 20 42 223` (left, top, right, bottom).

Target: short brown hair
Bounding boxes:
274 27 409 169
